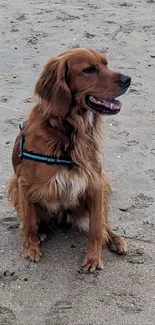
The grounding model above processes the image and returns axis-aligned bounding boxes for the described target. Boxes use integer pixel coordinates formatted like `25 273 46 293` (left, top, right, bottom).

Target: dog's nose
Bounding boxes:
119 74 131 88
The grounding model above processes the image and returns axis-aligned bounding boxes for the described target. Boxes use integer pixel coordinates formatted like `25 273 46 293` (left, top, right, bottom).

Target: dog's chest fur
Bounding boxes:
34 169 88 212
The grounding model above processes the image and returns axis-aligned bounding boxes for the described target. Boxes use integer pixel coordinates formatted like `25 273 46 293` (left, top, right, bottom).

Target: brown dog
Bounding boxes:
8 48 131 272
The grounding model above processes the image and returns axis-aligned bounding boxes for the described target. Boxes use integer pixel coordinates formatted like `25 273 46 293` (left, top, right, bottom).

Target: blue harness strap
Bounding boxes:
19 122 74 167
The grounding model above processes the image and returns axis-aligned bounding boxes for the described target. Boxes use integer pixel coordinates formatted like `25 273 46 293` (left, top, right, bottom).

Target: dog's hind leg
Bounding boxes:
7 174 20 215
17 177 41 262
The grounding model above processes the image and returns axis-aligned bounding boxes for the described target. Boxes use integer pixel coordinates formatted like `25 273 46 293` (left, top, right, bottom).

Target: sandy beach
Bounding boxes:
0 0 155 324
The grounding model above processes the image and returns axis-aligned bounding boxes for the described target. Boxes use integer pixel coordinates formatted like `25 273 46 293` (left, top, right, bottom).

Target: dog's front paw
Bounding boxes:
108 235 127 254
82 253 104 273
22 245 42 262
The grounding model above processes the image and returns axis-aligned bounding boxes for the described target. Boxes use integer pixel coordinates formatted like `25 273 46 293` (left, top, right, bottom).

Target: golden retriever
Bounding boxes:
8 48 131 272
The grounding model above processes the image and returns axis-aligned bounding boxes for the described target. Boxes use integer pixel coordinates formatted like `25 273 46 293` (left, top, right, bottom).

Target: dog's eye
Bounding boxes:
83 66 97 74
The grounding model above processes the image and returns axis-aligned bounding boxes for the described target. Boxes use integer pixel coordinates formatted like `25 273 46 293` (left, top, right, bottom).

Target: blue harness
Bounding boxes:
19 122 74 167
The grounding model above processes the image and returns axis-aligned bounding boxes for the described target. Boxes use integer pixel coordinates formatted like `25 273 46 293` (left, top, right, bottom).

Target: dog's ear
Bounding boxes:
35 57 72 117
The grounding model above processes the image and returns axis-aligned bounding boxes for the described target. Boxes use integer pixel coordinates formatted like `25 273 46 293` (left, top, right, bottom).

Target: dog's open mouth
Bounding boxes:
85 95 122 115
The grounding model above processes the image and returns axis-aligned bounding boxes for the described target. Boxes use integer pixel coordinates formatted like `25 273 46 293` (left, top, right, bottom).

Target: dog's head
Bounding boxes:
35 48 131 117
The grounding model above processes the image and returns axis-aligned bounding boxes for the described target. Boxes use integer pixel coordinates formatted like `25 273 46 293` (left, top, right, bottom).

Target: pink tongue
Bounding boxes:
102 99 122 110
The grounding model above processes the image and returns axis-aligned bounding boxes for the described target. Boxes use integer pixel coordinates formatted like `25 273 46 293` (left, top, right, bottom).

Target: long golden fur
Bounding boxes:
8 48 131 272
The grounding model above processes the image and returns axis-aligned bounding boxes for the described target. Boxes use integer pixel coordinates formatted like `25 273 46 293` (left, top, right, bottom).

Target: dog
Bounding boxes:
8 48 131 272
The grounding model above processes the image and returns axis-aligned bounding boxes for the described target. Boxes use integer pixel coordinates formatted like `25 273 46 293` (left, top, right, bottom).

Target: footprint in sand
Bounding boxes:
0 306 16 325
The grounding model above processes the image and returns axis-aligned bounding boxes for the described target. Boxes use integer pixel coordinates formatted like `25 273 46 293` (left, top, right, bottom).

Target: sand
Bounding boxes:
0 0 155 324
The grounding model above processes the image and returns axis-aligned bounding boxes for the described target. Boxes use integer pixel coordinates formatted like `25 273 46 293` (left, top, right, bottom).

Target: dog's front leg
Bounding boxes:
18 178 41 262
82 186 109 272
